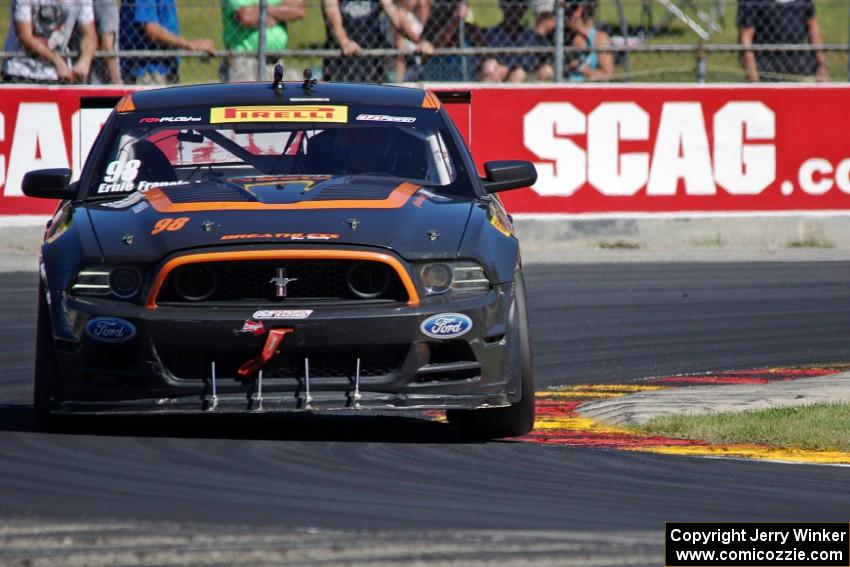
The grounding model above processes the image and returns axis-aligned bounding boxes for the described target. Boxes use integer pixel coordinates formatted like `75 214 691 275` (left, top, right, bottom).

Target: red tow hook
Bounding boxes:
237 327 293 378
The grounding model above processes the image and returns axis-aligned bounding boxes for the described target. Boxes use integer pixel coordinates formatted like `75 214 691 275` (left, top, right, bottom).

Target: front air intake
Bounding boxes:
173 265 218 301
346 263 391 299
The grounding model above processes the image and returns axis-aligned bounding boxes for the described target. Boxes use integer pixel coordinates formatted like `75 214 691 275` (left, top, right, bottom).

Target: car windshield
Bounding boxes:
86 106 471 200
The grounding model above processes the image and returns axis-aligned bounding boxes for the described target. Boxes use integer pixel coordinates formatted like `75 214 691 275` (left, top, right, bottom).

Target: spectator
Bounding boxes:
565 0 613 82
91 0 121 83
220 0 304 82
322 0 433 83
477 56 508 82
738 0 827 82
391 0 426 81
515 0 557 81
421 1 486 81
2 0 96 83
482 0 531 82
119 0 216 84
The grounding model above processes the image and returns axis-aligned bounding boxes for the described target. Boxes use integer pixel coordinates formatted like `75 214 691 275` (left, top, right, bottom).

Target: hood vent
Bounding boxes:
312 181 399 201
160 183 253 203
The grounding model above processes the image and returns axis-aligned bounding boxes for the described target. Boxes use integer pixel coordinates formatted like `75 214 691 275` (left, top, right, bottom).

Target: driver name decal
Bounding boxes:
98 158 141 193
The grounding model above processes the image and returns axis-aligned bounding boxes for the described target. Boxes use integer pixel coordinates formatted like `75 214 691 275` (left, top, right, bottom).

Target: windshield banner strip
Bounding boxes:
209 105 348 124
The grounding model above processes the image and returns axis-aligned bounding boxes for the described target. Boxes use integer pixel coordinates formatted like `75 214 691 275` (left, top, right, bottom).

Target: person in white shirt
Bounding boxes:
3 0 96 82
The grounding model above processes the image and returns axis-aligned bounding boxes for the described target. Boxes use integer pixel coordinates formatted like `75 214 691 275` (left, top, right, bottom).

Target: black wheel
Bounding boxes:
447 271 536 439
33 284 63 431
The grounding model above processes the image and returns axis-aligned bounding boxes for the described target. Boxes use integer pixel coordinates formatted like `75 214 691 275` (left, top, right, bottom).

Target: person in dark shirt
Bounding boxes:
322 0 433 82
738 0 827 82
481 0 530 82
420 0 486 81
516 0 557 80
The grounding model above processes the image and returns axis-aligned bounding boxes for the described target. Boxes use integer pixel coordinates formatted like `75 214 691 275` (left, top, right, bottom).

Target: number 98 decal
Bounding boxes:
97 159 141 194
151 217 190 235
104 159 141 183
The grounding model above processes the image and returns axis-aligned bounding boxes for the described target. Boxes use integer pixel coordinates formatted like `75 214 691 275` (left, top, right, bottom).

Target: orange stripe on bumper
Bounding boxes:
145 249 421 309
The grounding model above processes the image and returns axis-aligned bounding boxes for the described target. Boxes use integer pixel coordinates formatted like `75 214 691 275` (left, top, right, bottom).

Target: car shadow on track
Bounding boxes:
0 404 494 444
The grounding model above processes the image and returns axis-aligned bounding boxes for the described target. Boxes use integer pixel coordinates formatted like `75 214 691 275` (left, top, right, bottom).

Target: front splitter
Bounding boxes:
55 391 511 416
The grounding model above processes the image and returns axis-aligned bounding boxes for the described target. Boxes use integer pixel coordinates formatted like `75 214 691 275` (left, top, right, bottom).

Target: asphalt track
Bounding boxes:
1 263 850 564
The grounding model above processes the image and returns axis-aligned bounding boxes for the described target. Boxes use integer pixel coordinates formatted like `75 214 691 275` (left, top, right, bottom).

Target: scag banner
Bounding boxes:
3 84 850 216
0 86 131 215
452 85 850 215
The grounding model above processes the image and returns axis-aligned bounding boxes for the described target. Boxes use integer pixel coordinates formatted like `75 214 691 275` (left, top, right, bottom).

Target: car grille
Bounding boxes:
160 346 410 381
156 260 408 304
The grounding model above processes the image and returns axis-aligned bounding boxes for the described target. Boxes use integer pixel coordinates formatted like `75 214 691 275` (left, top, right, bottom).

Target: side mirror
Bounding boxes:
22 168 74 199
481 160 537 194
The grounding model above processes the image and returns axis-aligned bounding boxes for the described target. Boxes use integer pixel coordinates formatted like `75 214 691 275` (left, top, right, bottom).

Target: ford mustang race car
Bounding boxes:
24 73 538 438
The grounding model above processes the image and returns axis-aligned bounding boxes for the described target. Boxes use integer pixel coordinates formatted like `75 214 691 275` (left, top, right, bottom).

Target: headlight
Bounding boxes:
421 263 453 294
71 266 143 299
419 261 489 295
72 268 110 295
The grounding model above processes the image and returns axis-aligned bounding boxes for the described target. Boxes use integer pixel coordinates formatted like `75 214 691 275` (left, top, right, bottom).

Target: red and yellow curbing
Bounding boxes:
518 365 850 465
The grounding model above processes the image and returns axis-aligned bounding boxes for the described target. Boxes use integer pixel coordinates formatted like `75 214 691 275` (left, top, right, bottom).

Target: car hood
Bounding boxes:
86 176 474 263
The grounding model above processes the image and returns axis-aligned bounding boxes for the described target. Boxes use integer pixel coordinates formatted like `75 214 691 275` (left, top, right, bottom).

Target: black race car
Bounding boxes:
24 75 538 439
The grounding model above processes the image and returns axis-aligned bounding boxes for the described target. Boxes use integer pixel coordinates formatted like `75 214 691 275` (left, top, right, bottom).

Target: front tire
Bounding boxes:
33 284 62 431
447 272 536 439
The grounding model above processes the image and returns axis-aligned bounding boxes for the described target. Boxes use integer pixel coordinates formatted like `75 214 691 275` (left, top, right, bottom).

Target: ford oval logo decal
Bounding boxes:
85 317 137 343
420 313 472 339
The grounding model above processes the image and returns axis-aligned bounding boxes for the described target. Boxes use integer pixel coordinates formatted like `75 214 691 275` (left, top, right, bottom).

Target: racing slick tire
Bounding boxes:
33 284 63 431
447 271 535 439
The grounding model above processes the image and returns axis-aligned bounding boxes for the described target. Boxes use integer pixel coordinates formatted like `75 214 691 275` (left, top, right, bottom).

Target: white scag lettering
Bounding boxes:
587 102 648 196
714 102 776 195
647 102 715 196
524 100 776 198
798 158 833 195
795 157 850 195
524 102 586 196
835 159 850 193
5 103 69 197
72 108 112 181
0 112 5 190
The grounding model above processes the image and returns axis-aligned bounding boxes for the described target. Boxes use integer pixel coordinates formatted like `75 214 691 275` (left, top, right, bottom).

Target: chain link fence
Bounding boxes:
0 0 848 84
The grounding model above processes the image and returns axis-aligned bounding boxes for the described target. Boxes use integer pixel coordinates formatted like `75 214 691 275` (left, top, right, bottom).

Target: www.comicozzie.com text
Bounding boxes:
670 527 848 546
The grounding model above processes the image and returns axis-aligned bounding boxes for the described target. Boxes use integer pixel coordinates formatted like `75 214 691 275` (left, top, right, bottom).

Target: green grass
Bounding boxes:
635 403 850 452
0 0 847 83
787 235 835 248
596 240 641 249
596 0 850 81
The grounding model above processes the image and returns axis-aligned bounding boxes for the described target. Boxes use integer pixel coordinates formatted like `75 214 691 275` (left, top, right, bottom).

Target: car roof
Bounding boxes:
129 81 435 112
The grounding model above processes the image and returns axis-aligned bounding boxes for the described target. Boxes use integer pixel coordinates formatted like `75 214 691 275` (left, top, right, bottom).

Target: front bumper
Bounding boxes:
47 283 520 415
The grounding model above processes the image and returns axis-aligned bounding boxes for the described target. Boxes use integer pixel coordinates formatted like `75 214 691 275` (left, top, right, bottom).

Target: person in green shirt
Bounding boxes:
220 0 304 81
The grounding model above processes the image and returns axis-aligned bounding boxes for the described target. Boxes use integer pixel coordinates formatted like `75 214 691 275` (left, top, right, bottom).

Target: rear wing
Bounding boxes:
80 96 123 109
435 90 471 105
74 96 126 180
434 90 472 145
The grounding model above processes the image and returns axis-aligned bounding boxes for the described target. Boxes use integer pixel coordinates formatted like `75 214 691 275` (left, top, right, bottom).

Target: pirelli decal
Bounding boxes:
209 105 348 124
